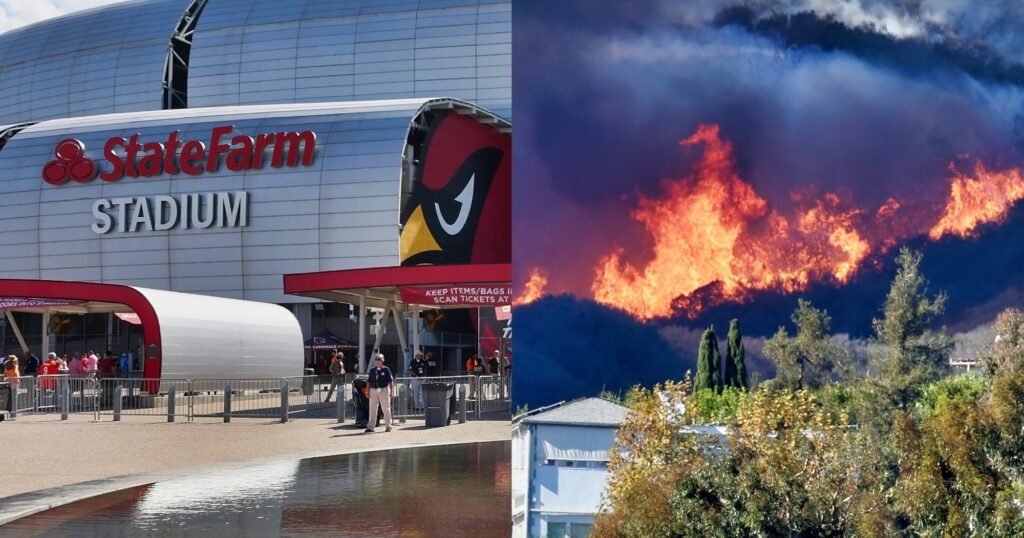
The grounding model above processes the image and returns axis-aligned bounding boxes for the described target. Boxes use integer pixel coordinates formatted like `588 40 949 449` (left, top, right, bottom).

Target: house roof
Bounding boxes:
519 398 628 427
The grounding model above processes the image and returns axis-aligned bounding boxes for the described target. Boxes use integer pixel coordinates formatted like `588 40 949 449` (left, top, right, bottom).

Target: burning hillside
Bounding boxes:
588 124 1024 320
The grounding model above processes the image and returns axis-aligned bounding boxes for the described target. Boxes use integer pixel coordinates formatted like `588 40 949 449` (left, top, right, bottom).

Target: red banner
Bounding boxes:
115 312 142 325
399 285 512 307
0 297 83 310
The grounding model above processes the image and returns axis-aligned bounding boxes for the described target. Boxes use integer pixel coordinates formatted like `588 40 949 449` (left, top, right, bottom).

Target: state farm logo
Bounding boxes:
40 126 316 186
42 139 97 185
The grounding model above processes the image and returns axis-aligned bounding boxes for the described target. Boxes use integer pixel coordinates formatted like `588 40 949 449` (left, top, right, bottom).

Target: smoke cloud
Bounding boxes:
515 0 1024 400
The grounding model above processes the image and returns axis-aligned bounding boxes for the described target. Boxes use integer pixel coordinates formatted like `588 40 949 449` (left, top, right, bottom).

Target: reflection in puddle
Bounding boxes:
4 441 511 537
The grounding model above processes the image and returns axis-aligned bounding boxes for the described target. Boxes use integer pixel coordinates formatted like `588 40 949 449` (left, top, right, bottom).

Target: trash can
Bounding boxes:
352 378 381 428
302 368 315 396
423 382 454 427
0 382 9 421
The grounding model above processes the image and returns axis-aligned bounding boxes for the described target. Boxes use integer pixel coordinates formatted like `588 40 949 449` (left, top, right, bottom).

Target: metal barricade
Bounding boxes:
283 374 338 417
189 378 283 419
96 378 191 419
392 375 475 420
475 375 511 416
9 376 36 416
1 373 509 422
66 375 100 417
33 374 69 414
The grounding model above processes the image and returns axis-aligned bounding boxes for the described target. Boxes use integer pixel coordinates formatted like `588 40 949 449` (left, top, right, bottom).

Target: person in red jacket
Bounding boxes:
39 353 60 390
466 353 483 399
99 351 117 378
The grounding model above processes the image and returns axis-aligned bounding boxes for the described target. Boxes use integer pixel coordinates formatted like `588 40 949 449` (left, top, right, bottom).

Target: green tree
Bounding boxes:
695 326 722 391
871 248 951 407
979 308 1024 376
763 299 839 390
724 318 747 390
592 381 695 538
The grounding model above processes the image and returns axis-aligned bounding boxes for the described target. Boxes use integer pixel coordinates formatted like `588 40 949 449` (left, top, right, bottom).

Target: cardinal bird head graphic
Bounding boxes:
400 111 511 266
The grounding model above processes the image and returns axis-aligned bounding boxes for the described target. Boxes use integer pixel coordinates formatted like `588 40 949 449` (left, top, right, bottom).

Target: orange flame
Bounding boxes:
514 267 549 305
590 124 1023 320
928 161 1024 240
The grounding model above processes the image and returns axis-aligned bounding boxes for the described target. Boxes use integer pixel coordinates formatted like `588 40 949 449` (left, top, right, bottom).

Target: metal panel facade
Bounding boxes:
188 0 511 118
0 0 511 126
0 100 446 303
0 0 182 125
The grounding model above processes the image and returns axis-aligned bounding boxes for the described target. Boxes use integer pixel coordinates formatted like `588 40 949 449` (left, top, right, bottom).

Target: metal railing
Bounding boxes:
475 375 512 417
2 374 510 423
393 375 473 420
96 378 192 421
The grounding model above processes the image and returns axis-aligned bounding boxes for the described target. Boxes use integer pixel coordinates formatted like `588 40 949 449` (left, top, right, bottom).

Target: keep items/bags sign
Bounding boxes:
399 286 512 307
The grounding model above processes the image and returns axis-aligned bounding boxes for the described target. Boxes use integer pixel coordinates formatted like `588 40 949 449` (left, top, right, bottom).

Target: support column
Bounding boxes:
412 305 420 356
5 311 28 354
106 312 113 353
391 304 409 374
41 310 50 360
371 301 392 361
358 295 367 373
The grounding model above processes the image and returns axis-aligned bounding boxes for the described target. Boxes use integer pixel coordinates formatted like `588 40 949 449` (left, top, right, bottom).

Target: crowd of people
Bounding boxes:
2 350 129 388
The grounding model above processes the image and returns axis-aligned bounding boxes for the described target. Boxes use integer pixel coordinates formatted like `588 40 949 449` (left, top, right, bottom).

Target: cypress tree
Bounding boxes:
695 327 714 391
726 319 748 390
708 325 722 392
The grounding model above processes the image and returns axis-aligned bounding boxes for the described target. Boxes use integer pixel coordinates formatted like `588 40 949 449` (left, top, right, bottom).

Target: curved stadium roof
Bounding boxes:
0 0 511 125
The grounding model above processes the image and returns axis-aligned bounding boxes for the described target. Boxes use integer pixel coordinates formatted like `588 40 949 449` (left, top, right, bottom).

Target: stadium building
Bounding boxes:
0 0 511 379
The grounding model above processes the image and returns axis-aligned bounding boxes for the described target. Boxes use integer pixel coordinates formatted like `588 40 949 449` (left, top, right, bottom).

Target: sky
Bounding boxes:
0 0 125 34
513 0 1024 408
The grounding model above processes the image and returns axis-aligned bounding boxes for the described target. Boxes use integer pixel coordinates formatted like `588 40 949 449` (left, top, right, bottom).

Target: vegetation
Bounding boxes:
592 250 1024 537
763 299 842 390
979 307 1024 375
870 247 952 407
695 326 722 392
687 386 744 423
724 319 747 390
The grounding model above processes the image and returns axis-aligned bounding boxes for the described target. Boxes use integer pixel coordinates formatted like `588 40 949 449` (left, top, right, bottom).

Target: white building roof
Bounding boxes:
519 398 628 428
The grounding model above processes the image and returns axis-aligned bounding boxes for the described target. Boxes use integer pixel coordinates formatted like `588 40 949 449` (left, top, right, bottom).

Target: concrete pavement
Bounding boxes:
0 414 510 522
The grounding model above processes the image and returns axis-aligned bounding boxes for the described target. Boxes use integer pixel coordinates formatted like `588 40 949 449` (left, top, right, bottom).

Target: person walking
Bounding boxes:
39 353 59 392
99 352 117 379
324 350 346 403
3 355 20 388
85 351 99 376
466 353 483 399
487 350 500 375
425 351 439 377
23 351 38 376
118 353 130 376
69 354 83 375
409 351 428 408
365 354 394 433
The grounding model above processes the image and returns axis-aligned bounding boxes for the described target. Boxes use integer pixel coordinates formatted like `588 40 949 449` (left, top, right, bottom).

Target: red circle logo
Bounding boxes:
54 139 84 160
42 139 95 185
42 161 70 185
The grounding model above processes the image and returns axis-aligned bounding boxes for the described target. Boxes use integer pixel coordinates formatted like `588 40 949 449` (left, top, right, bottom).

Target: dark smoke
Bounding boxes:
714 6 1024 88
512 295 691 410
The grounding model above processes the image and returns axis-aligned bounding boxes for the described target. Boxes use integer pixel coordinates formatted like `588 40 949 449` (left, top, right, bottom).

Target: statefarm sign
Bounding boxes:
40 126 317 234
399 285 513 307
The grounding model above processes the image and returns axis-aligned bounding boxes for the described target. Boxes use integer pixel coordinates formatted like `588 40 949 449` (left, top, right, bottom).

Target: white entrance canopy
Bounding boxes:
0 280 303 380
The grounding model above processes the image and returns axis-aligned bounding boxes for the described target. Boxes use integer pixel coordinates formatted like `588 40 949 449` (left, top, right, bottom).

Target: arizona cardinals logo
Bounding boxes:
400 111 511 266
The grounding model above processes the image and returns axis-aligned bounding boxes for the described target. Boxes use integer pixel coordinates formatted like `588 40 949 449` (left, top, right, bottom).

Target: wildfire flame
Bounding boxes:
590 123 1024 321
928 161 1024 240
514 267 549 305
